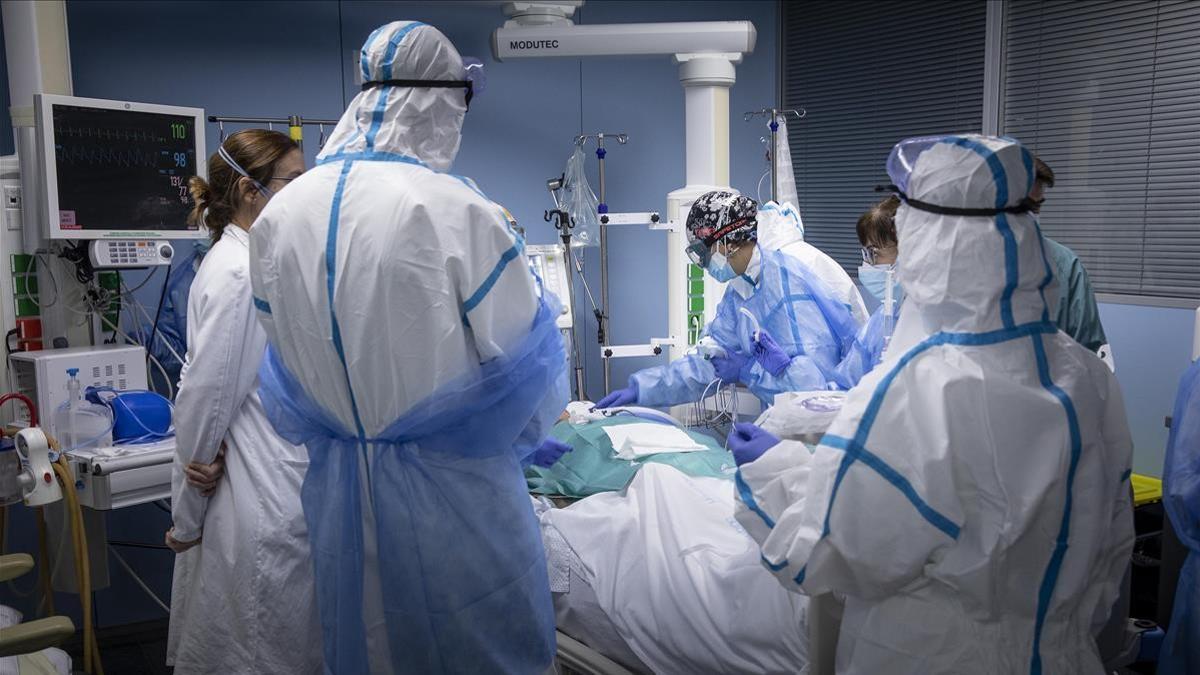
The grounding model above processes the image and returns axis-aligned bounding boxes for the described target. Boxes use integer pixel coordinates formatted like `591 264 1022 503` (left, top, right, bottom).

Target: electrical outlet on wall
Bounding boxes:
3 185 22 231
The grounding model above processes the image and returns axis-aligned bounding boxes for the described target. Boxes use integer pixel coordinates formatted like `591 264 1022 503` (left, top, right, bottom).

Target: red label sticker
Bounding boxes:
59 211 79 229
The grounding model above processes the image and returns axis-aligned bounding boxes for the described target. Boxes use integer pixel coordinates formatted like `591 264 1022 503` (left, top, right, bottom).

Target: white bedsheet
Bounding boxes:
541 464 808 674
602 423 706 459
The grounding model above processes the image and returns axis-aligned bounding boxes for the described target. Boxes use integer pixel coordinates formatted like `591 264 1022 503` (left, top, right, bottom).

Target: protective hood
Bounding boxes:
756 201 804 251
894 135 1055 333
318 21 466 171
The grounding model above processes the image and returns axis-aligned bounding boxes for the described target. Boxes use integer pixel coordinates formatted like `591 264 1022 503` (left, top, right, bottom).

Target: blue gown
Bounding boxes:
832 300 902 389
631 248 858 407
134 242 203 385
1161 358 1200 674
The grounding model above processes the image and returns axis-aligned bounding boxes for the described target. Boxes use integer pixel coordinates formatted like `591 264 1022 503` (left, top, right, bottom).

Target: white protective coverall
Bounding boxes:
757 201 869 326
248 21 564 674
167 225 321 673
735 135 1134 674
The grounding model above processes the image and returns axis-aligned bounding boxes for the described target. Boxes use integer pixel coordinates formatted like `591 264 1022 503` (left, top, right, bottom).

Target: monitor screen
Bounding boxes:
50 103 200 235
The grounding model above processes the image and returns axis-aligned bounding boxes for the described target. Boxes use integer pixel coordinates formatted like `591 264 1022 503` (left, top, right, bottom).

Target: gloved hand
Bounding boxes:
753 330 792 377
728 422 781 466
711 351 749 384
595 385 638 409
530 438 573 468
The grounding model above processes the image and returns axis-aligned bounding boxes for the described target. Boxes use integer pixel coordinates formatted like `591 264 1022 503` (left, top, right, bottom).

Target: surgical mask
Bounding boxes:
706 250 738 282
858 263 903 305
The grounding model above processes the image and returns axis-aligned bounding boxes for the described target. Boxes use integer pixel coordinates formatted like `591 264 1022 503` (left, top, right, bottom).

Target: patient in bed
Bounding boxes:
538 463 810 674
533 393 848 673
527 402 735 498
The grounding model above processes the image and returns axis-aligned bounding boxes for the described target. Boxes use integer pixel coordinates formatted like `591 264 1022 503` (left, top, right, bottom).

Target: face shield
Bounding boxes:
885 135 946 195
685 218 753 268
877 135 1038 217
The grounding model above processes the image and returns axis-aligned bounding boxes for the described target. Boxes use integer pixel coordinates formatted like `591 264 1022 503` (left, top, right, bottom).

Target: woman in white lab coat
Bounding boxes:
163 129 321 673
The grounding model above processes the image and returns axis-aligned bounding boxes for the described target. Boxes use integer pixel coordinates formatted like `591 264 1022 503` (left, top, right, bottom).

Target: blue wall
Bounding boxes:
0 0 1192 633
1100 302 1196 476
338 1 778 399
0 0 778 628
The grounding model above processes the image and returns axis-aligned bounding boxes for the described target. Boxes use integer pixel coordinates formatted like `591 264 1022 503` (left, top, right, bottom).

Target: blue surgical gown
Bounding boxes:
630 248 858 407
832 300 902 389
134 242 202 385
1161 358 1200 675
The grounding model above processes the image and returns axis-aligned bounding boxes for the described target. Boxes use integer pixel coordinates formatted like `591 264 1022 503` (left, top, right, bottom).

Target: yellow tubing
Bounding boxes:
35 506 55 617
48 434 104 675
52 461 88 672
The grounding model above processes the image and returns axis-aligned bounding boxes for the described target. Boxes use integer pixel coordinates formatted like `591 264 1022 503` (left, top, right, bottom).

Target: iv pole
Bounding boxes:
544 176 588 400
743 108 804 201
208 114 341 151
575 132 628 394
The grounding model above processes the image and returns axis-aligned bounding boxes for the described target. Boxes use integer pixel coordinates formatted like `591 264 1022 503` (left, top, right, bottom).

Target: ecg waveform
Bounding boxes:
55 125 166 143
56 144 160 169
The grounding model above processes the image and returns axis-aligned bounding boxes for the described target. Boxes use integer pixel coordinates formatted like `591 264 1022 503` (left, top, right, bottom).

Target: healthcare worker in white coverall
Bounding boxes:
165 129 321 673
729 135 1135 674
248 21 568 674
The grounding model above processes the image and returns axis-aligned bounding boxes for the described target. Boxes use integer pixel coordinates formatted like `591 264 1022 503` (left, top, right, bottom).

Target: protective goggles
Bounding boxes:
361 57 486 111
685 218 752 267
861 245 896 266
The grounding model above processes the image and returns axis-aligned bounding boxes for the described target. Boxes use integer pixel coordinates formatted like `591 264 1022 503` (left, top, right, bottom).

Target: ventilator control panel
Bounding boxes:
525 244 573 330
89 239 174 268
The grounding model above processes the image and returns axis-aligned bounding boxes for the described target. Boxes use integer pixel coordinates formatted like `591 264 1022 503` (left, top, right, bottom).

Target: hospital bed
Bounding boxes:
538 392 848 675
541 388 1155 675
539 464 809 675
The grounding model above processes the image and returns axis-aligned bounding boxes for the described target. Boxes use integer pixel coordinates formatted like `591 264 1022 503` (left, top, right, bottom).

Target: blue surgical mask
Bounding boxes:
858 263 903 305
706 250 738 282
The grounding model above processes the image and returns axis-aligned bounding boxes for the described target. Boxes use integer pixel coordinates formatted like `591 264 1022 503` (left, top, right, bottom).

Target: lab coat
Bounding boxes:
166 225 322 674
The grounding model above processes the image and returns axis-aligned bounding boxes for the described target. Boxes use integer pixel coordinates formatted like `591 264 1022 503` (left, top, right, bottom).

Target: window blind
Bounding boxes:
1004 0 1200 300
781 0 987 274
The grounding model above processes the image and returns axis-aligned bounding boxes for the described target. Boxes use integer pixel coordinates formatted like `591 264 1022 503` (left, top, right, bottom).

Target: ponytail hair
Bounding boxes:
188 129 298 245
856 195 901 249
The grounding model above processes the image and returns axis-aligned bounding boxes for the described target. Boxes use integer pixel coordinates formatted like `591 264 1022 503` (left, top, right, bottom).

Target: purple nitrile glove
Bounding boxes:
711 351 749 384
595 384 638 409
531 438 573 468
728 422 781 466
754 330 792 377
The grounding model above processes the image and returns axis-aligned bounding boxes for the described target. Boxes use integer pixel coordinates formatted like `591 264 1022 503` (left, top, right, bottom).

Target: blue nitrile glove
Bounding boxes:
754 330 792 377
530 438 573 468
728 422 781 466
595 384 638 409
711 351 749 384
